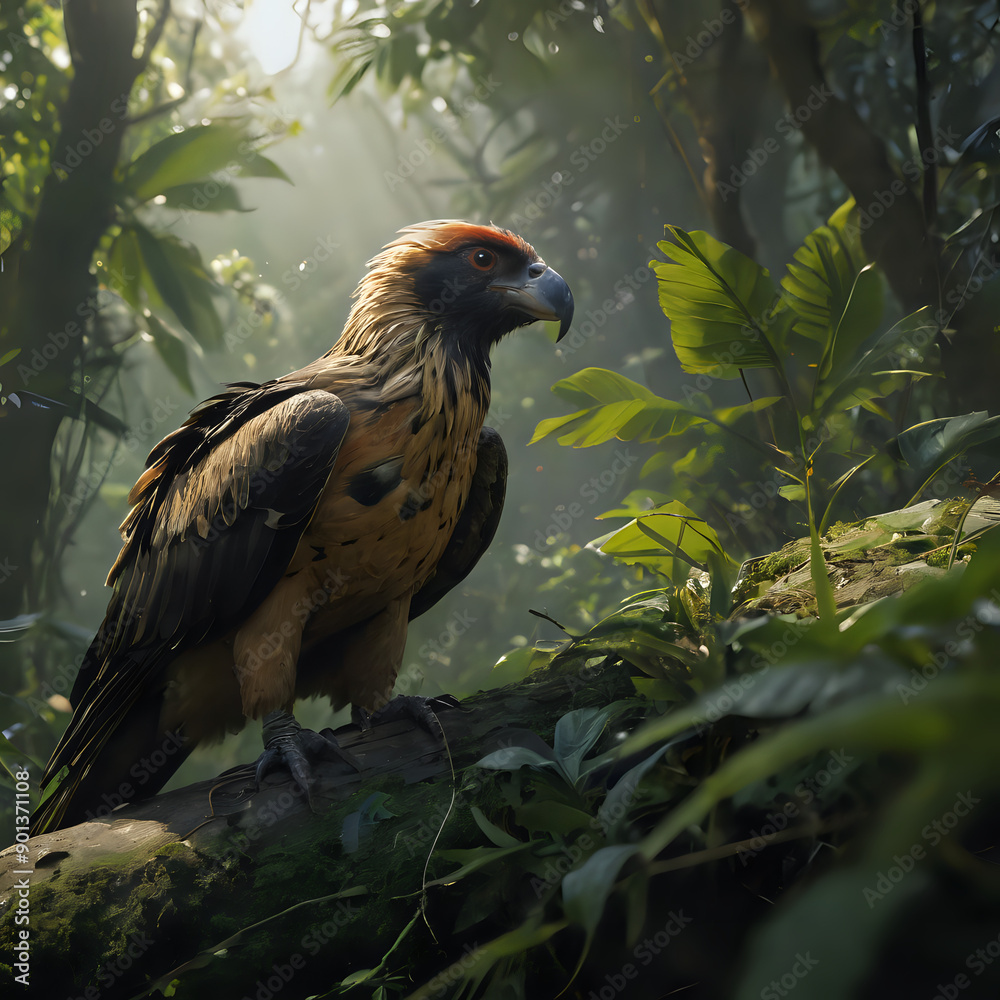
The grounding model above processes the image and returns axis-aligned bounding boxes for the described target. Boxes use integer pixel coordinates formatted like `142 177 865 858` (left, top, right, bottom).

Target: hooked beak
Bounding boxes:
492 263 574 341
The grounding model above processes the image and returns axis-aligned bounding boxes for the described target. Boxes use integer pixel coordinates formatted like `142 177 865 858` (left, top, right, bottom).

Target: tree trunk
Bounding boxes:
1 0 143 635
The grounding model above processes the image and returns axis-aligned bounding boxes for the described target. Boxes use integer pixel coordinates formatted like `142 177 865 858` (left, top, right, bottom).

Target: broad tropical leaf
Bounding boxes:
531 368 703 446
124 122 290 203
653 227 778 377
781 199 878 348
132 222 224 349
893 412 1000 472
595 501 733 583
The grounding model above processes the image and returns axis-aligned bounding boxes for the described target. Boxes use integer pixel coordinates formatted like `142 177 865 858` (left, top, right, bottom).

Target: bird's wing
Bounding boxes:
408 425 507 619
35 382 350 831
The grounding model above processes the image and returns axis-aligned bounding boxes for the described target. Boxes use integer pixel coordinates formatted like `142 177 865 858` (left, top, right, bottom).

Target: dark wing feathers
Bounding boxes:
36 383 349 833
85 384 349 676
409 425 507 619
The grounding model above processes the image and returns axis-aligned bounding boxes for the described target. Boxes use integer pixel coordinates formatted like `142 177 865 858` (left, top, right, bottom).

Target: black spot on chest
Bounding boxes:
347 457 404 507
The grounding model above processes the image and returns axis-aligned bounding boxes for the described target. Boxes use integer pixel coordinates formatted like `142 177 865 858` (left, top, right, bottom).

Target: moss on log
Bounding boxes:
0 659 634 998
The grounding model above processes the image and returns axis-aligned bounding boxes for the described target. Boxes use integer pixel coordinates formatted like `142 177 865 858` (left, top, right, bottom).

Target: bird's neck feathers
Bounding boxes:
328 260 493 418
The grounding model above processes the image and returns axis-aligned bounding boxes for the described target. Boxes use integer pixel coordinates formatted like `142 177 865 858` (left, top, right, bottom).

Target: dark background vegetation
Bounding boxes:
3 1 1000 997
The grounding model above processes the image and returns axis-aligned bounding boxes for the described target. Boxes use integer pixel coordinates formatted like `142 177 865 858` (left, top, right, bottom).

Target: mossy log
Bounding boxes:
736 499 970 616
0 659 635 999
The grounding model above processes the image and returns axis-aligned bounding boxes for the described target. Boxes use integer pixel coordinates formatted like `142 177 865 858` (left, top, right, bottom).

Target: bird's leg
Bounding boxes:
255 709 360 800
351 705 374 733
366 693 464 741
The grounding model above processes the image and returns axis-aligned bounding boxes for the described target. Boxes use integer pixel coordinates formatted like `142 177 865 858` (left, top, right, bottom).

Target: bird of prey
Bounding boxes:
33 220 573 833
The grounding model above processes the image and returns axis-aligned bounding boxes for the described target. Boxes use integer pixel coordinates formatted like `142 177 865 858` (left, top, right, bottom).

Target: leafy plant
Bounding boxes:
533 201 945 606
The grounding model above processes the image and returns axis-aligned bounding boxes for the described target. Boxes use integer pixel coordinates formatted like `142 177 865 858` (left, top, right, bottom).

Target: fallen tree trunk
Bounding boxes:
0 657 635 999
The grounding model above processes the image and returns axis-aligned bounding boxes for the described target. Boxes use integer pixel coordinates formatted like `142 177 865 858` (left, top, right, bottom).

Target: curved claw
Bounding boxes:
255 710 360 802
368 693 463 741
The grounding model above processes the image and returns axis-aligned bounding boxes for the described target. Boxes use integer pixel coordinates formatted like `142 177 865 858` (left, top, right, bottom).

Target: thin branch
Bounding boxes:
138 0 172 71
911 0 937 225
129 19 200 126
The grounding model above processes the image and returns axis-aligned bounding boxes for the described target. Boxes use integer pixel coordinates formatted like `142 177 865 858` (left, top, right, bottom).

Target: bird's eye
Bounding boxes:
468 248 496 270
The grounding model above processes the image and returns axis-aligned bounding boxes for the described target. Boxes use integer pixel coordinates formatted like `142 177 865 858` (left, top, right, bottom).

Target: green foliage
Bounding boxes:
122 121 289 203
395 524 1000 999
533 201 946 568
592 501 735 584
653 227 779 377
0 1 69 241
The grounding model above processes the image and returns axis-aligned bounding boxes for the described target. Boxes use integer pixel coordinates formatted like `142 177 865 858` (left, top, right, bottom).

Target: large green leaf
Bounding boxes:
893 412 1000 472
708 395 785 425
653 227 778 377
144 312 195 396
531 367 705 446
158 182 251 214
597 745 670 837
548 368 659 408
553 707 612 785
561 844 640 938
595 501 733 583
531 369 780 448
132 222 224 349
781 199 876 347
124 122 291 203
531 399 703 447
106 226 143 310
815 264 884 386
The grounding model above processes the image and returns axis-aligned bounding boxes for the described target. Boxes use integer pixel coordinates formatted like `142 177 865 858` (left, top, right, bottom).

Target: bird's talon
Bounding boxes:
254 710 359 795
368 693 460 741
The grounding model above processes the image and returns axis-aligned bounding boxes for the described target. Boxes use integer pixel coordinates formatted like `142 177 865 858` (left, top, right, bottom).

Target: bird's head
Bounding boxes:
341 221 574 366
